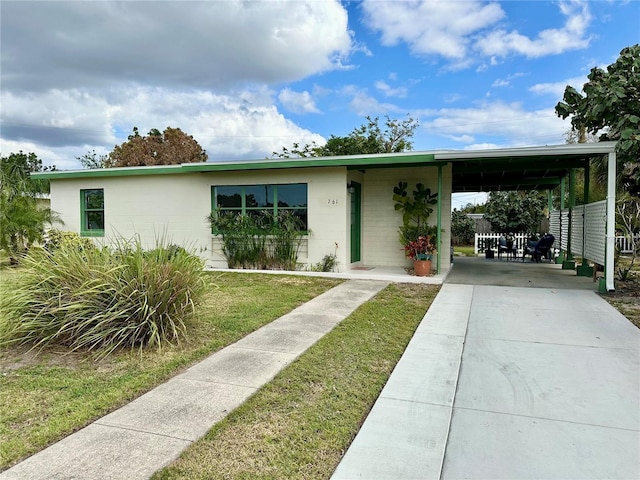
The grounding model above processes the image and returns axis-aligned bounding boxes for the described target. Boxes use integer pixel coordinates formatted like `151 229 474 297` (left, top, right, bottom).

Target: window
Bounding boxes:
80 189 104 236
212 183 308 229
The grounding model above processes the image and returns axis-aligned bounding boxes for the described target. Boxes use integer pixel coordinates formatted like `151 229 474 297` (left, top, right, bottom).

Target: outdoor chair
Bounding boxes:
522 234 555 262
498 236 516 260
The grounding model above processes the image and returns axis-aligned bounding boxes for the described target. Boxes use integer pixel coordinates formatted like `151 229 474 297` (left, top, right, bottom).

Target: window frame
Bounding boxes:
211 183 308 232
80 188 105 237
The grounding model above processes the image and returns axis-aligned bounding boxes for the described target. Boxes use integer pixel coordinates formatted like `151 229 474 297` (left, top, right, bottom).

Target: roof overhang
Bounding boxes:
32 142 617 193
437 142 618 192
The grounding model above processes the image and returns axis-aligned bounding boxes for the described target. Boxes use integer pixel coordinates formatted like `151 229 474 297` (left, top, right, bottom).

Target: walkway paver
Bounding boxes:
1 279 389 480
332 283 640 480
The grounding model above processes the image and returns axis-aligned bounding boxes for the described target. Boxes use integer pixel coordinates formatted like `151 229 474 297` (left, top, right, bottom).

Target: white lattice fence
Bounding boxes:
560 210 570 251
549 210 561 246
570 204 585 255
583 201 606 265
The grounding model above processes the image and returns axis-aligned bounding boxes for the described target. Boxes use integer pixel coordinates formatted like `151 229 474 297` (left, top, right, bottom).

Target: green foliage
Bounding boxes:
451 210 475 245
483 191 547 234
0 152 59 263
392 181 438 245
615 194 640 280
311 243 339 272
556 44 640 194
43 229 95 252
458 202 486 214
0 239 207 358
208 211 306 270
76 149 108 169
272 115 418 158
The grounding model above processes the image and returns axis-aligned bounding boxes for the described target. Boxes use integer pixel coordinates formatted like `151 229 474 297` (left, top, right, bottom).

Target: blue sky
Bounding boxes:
1 1 638 209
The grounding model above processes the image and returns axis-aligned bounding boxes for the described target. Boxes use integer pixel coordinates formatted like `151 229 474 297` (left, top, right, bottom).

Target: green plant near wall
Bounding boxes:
207 210 306 270
392 181 438 245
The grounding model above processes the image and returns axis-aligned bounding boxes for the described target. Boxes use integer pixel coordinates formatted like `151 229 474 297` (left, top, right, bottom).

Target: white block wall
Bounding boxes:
49 167 350 271
49 163 453 273
360 165 452 271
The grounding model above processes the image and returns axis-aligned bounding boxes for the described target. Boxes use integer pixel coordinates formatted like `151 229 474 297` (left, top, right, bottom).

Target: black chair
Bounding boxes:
523 234 555 262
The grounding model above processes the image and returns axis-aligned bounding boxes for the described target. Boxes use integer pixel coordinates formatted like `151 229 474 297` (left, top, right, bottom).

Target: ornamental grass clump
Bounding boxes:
0 238 207 357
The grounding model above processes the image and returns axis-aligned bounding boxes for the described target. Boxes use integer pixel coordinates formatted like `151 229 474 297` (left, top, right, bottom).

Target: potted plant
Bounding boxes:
404 235 437 276
393 182 438 274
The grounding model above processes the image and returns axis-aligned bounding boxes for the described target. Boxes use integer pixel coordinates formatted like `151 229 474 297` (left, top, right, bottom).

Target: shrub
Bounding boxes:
43 229 95 252
208 211 306 270
0 238 207 357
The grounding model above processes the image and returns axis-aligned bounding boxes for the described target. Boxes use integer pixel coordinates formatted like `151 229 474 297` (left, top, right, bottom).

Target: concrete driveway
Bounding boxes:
333 257 640 479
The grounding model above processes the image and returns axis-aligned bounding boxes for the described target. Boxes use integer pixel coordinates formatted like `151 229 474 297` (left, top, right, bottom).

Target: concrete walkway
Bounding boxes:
1 279 389 480
332 280 640 479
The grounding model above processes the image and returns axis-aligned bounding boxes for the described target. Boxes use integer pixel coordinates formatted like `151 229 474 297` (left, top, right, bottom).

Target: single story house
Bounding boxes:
32 142 619 289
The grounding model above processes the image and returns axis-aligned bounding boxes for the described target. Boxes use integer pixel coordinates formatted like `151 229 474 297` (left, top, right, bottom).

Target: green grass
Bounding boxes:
153 282 439 480
453 245 476 256
0 271 342 470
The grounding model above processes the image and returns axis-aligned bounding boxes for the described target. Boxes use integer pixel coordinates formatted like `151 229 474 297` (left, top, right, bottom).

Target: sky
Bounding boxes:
1 0 639 210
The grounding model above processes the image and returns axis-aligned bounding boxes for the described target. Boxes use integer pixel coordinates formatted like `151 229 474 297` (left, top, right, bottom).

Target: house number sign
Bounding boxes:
327 199 339 205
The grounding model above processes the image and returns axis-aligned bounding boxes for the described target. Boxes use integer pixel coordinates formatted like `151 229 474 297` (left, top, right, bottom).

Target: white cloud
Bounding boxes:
492 79 510 88
349 91 399 116
1 86 326 168
278 89 320 114
362 0 593 67
1 1 353 92
476 1 593 58
422 101 568 147
529 76 588 97
374 81 408 98
361 0 505 59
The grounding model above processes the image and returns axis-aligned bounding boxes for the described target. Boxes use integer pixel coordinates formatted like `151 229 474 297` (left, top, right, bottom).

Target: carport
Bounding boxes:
437 142 618 291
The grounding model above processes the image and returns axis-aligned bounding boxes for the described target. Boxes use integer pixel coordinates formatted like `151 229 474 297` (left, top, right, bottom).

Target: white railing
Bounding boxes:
616 235 639 254
475 233 636 255
474 233 536 254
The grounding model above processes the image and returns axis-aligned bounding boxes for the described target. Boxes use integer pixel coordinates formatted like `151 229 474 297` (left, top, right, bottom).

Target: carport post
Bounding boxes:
577 162 593 277
562 169 576 270
603 151 616 292
556 178 566 264
437 164 443 274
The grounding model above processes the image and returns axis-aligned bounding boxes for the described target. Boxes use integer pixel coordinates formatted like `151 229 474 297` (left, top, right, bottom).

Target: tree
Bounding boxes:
451 209 475 245
108 127 208 167
272 115 419 158
77 149 108 169
0 152 59 263
483 191 547 234
555 44 640 194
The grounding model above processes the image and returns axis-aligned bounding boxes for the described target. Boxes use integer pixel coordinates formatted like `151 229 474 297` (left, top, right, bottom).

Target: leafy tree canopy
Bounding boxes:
555 44 640 194
458 202 486 214
273 115 418 158
76 149 108 169
0 152 58 263
108 127 208 167
483 191 547 234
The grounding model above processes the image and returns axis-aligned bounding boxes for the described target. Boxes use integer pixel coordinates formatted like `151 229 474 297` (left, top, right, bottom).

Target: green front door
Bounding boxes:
350 181 361 263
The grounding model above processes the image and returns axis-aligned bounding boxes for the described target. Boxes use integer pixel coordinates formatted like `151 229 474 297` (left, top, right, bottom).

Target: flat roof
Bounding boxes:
32 142 617 192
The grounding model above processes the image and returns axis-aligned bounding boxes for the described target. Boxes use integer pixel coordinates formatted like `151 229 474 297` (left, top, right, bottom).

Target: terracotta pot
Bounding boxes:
413 259 432 276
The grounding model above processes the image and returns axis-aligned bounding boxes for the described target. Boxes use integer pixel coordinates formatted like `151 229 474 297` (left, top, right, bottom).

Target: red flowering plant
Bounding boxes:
404 235 437 261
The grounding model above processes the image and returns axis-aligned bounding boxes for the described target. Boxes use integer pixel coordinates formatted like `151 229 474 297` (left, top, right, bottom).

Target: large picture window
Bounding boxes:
80 189 104 236
212 183 308 229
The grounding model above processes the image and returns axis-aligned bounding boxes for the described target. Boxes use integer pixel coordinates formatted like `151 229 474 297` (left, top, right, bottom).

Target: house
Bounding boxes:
32 142 618 289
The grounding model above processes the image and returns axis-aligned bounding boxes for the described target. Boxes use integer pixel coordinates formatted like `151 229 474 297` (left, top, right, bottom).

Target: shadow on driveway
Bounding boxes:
447 255 598 290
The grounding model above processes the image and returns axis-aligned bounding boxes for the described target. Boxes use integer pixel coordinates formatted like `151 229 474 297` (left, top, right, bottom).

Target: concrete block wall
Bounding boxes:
360 165 452 271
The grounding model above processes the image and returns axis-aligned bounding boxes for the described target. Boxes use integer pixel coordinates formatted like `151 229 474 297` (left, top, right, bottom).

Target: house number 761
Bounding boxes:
327 199 339 205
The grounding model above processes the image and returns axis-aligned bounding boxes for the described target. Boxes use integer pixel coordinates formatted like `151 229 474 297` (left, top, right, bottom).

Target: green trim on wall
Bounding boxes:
80 188 105 237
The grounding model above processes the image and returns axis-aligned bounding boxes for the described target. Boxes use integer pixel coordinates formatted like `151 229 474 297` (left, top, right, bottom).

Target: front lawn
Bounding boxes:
0 271 342 470
153 282 438 480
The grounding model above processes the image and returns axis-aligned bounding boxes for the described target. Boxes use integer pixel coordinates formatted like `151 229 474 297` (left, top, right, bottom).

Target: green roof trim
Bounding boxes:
31 153 437 180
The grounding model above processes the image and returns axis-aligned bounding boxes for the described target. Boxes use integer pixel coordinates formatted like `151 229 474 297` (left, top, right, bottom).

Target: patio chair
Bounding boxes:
522 234 555 262
497 236 516 260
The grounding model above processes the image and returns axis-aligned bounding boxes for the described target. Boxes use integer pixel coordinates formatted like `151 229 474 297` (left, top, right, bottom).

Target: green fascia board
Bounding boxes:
31 153 437 180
